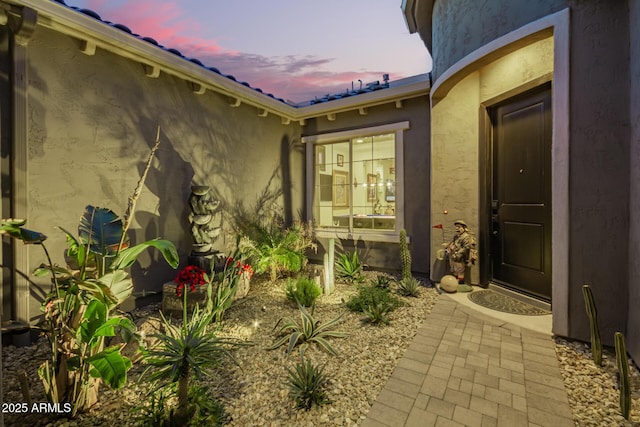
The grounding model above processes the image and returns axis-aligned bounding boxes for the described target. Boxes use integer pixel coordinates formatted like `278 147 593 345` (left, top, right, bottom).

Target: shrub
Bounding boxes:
335 250 364 283
397 276 421 297
269 301 349 356
239 221 316 281
345 285 402 314
285 276 322 307
362 296 394 325
370 274 392 289
285 357 331 411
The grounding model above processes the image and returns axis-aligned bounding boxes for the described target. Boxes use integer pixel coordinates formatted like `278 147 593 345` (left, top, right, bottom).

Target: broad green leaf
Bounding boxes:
96 270 133 305
79 299 107 344
94 316 136 338
78 206 127 256
87 345 132 389
111 238 179 270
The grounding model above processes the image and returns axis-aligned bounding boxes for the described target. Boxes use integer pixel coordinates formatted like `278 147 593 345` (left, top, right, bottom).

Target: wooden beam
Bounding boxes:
395 99 403 109
191 82 206 95
229 97 241 107
326 113 336 121
358 107 368 116
258 108 268 117
281 117 291 125
79 39 96 55
143 63 160 78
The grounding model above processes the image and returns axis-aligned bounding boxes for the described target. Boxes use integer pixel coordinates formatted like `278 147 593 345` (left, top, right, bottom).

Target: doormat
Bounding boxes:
467 290 551 316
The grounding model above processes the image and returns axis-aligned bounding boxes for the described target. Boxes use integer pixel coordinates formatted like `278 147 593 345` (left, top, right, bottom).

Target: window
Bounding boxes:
303 122 408 241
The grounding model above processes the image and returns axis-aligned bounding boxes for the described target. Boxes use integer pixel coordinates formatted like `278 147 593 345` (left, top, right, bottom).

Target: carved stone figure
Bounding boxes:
188 185 221 253
447 220 478 284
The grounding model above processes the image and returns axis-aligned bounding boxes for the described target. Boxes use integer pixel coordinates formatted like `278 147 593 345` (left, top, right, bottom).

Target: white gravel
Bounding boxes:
2 275 640 426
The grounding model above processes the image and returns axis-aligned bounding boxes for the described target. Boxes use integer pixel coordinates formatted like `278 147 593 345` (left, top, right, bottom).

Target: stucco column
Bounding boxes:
7 6 37 346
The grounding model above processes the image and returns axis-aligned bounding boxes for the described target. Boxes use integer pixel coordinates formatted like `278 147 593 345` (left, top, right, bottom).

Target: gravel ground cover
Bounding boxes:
2 275 640 426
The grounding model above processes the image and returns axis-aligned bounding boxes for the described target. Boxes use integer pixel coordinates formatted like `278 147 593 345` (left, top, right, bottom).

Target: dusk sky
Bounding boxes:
65 0 432 102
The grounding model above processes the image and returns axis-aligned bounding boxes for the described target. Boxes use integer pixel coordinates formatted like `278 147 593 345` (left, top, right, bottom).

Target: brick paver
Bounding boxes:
362 295 574 426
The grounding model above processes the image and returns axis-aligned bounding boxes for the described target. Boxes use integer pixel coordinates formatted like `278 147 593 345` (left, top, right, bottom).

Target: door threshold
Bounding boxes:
487 283 551 312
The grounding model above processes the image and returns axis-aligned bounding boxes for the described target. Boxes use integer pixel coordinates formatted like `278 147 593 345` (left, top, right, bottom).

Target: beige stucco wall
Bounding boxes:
430 38 553 284
22 25 303 319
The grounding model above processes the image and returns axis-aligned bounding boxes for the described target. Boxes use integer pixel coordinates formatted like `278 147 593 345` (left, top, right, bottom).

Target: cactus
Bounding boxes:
614 332 631 420
399 229 412 280
582 285 602 366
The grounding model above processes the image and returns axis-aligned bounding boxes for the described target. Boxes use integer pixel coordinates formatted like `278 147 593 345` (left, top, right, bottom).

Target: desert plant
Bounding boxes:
582 284 603 366
399 229 412 280
133 384 229 427
205 247 253 322
285 357 331 411
615 332 631 420
269 301 349 356
142 301 244 423
397 276 421 297
285 276 322 307
239 221 316 281
370 274 392 289
345 285 402 314
335 250 364 283
362 296 394 325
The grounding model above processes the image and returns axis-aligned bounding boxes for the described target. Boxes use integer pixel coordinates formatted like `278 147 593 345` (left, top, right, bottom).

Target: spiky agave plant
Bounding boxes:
269 300 349 356
285 357 331 411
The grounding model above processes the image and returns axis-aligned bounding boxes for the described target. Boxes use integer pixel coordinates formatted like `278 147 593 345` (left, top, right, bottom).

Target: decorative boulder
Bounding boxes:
440 275 459 293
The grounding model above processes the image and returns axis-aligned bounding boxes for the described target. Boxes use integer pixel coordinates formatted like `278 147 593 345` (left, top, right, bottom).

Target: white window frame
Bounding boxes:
302 121 409 243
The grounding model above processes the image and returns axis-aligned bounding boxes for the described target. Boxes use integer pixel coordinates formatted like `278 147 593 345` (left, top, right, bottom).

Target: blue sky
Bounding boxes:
65 0 432 102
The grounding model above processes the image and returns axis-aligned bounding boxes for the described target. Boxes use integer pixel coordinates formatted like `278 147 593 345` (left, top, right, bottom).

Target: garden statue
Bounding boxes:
447 220 477 285
188 185 221 254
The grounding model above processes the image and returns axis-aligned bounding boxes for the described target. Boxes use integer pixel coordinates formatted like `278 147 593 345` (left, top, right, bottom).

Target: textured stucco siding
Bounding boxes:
429 0 632 346
303 97 431 274
23 26 302 318
627 0 640 362
430 0 565 81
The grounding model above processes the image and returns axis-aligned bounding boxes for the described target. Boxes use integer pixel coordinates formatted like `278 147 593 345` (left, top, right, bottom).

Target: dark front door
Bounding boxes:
489 85 552 300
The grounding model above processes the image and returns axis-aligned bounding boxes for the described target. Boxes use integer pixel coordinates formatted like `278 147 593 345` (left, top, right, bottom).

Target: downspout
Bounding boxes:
7 5 37 347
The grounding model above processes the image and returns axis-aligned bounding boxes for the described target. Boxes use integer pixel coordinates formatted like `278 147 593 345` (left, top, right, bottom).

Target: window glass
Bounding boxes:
313 133 396 232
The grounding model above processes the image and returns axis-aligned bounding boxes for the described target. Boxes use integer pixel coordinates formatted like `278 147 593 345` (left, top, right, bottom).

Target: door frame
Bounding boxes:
478 79 552 290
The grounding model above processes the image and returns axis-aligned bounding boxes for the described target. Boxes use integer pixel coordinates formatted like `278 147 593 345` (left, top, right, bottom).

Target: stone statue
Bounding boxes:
447 220 477 284
188 185 221 254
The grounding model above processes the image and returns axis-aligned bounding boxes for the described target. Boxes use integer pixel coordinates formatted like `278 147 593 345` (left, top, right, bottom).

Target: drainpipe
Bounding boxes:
7 5 37 347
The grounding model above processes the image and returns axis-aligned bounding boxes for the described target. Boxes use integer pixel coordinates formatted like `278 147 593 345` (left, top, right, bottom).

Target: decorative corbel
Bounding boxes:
8 6 37 46
79 39 96 56
257 108 268 117
142 63 160 78
229 97 241 107
281 117 291 125
358 107 368 116
326 113 336 121
395 100 404 109
191 82 206 95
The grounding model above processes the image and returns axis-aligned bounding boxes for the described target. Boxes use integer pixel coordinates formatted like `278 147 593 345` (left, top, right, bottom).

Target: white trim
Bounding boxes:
429 9 570 336
301 121 410 144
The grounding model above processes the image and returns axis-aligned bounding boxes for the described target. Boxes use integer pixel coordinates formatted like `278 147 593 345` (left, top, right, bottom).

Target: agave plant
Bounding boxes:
397 276 421 297
285 357 331 411
362 296 394 325
269 301 349 356
334 250 364 283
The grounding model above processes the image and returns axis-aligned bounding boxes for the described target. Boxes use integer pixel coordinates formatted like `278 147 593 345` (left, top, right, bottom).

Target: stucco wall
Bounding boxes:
23 26 303 318
430 0 565 81
627 0 640 362
303 96 431 274
429 0 632 345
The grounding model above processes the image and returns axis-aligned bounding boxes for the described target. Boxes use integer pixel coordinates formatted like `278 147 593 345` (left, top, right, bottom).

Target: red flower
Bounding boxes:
174 265 207 296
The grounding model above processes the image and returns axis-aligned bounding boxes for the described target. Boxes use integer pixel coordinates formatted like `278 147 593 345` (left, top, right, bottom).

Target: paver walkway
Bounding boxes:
362 296 574 427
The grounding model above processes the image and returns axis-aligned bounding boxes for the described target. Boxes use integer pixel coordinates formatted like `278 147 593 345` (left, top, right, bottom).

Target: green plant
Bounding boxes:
370 274 392 289
335 250 364 283
133 384 229 427
142 302 244 423
399 229 412 280
345 285 402 314
285 276 322 307
397 276 421 297
285 357 331 411
239 221 316 281
269 301 349 356
582 284 602 366
615 332 631 420
205 247 254 322
362 296 394 325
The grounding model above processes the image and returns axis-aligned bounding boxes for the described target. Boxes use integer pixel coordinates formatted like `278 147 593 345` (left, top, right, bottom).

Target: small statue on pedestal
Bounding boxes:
188 185 221 254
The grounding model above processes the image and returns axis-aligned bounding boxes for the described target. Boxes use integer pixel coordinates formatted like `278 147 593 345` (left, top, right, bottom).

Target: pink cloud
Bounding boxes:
69 0 411 102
